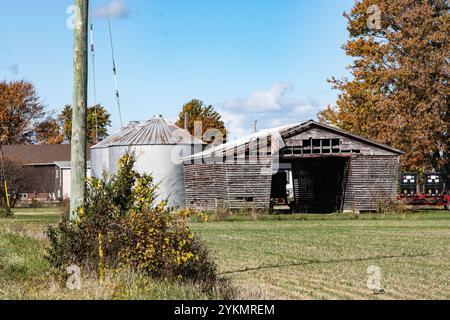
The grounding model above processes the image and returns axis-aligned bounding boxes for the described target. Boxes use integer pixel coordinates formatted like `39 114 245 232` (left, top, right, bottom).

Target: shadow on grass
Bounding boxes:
221 252 433 275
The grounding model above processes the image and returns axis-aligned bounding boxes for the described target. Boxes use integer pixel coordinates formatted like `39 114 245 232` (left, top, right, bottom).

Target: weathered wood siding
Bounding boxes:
184 164 227 210
225 164 272 210
343 155 400 212
184 163 272 210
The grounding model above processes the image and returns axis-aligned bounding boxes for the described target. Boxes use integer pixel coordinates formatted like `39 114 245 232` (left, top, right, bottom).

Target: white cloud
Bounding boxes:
220 83 323 141
93 0 130 19
220 110 250 140
223 82 293 112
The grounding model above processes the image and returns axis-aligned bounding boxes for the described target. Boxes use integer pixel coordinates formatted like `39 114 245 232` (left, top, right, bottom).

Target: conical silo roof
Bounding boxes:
92 116 205 148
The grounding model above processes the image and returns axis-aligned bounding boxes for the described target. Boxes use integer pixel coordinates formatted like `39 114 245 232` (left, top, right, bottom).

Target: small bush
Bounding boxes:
46 222 95 271
0 206 13 218
46 153 228 295
215 207 231 221
118 207 206 280
377 198 409 214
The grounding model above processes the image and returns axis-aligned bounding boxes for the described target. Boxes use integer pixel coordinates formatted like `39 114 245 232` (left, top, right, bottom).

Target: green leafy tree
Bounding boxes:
60 104 111 144
37 105 111 144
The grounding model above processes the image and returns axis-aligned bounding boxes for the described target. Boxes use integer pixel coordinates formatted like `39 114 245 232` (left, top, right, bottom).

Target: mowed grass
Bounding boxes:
1 208 450 299
193 211 450 300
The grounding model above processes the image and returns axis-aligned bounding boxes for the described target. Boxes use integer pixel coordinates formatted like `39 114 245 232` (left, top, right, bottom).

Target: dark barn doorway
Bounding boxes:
291 157 350 213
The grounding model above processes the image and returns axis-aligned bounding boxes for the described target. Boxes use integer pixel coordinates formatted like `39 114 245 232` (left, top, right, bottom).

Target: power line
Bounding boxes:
89 3 99 143
107 9 124 128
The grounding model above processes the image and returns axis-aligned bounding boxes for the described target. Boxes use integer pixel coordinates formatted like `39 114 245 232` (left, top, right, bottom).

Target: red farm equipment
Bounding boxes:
397 172 450 211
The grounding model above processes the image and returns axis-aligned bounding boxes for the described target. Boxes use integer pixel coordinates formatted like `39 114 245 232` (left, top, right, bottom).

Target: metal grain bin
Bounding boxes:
91 116 204 208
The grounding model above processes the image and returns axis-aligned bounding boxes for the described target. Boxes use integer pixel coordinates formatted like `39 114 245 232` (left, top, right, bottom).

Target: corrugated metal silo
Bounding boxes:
91 116 205 208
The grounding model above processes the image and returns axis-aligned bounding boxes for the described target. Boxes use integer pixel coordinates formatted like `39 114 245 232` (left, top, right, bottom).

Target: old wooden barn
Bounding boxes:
183 120 403 213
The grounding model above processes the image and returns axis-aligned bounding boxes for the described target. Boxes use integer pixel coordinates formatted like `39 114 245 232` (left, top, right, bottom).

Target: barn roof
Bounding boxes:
92 116 205 149
1 144 92 165
183 123 297 161
183 120 403 161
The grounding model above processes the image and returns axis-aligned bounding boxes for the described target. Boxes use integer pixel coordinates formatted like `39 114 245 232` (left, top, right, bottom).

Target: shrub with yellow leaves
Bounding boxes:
46 152 220 290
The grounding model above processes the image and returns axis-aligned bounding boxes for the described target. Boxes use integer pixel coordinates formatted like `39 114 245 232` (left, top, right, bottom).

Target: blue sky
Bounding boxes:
0 0 354 140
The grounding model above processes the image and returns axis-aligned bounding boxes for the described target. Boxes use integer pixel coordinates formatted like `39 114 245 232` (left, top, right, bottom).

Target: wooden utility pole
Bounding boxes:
70 0 89 221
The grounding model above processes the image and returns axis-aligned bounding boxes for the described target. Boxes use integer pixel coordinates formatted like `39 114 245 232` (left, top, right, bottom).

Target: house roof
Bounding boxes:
92 116 205 149
1 144 92 165
183 120 404 161
54 161 91 169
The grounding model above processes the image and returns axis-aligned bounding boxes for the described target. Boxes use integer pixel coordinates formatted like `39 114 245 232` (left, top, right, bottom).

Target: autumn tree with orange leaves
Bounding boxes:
0 80 45 145
176 99 227 144
34 112 65 144
319 0 449 174
1 80 111 145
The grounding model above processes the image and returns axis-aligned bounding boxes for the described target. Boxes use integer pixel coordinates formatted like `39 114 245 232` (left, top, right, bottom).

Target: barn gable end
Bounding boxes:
283 126 400 156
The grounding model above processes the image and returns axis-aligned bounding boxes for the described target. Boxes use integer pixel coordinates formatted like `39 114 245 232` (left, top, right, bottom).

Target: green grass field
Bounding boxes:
1 208 449 300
